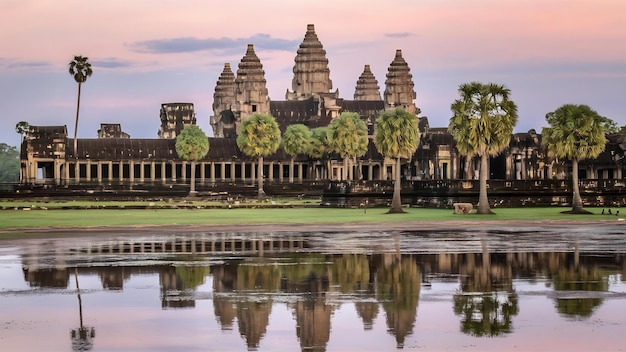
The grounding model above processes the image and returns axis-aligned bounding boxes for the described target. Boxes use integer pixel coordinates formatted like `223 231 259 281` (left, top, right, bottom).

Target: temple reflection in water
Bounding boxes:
17 232 626 351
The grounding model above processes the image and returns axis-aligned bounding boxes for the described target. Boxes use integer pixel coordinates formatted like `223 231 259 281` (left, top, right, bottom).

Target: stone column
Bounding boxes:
171 161 177 182
210 162 215 183
97 162 102 182
220 162 226 181
231 162 236 182
130 161 135 182
86 160 91 181
182 161 187 181
200 162 206 184
161 162 166 182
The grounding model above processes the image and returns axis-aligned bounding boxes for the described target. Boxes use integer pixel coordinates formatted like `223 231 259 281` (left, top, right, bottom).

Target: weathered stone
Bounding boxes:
354 65 381 101
384 49 419 115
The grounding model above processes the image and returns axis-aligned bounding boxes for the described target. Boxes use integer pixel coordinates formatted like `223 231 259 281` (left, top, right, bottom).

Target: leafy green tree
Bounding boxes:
448 82 518 214
69 56 93 159
175 125 209 194
0 143 20 183
374 108 420 213
236 113 281 200
15 121 31 142
542 104 609 214
327 112 369 181
308 127 330 179
282 124 312 183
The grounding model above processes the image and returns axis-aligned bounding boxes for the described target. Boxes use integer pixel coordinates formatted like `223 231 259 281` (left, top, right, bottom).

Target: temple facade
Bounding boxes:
18 24 626 194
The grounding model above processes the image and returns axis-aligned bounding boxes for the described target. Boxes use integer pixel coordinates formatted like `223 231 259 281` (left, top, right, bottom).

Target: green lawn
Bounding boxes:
0 205 621 230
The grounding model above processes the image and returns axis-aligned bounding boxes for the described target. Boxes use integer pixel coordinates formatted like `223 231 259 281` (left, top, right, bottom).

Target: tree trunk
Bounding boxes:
73 82 82 159
568 158 590 214
289 156 294 183
189 161 197 195
388 157 405 214
257 156 266 200
477 153 494 214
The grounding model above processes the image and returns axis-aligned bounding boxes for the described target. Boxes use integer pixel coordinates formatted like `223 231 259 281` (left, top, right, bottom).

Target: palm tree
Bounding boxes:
69 56 93 159
15 121 31 141
175 125 210 195
542 104 608 214
308 127 330 179
327 112 369 181
374 107 420 213
282 124 312 183
236 113 281 200
448 82 518 214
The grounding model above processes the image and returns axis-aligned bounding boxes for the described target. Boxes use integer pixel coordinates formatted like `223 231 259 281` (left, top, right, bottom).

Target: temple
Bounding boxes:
17 24 626 203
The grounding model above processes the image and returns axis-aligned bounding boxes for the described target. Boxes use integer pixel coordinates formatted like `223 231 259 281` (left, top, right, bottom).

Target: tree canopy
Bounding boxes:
0 143 19 183
236 113 281 158
308 127 329 159
282 124 312 158
175 125 210 162
327 112 369 180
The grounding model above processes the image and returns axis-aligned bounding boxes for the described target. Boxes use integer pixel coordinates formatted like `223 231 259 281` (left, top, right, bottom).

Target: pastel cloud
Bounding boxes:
128 34 300 54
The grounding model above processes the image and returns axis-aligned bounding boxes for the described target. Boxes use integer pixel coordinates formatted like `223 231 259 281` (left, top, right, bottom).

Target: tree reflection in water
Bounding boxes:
453 238 519 337
71 268 96 351
546 244 609 319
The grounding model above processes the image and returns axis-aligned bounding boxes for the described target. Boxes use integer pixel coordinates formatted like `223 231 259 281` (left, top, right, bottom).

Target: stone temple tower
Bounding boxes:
384 49 419 115
354 64 382 101
235 44 270 130
286 24 335 101
210 63 236 138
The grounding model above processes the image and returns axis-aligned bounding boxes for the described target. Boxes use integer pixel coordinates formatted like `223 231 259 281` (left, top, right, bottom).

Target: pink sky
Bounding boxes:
1 0 625 145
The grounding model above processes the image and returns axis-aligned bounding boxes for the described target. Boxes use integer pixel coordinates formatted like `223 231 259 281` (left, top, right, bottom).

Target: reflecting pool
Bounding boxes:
1 223 626 351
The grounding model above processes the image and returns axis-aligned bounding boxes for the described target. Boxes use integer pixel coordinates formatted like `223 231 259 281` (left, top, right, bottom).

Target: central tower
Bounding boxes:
286 24 334 101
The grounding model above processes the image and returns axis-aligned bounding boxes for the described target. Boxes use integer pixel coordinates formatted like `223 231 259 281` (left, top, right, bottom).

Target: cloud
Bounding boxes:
91 58 135 69
128 33 300 54
0 59 51 70
384 32 414 38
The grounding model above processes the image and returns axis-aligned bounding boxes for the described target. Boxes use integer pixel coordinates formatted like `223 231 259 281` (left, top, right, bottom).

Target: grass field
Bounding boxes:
0 201 622 230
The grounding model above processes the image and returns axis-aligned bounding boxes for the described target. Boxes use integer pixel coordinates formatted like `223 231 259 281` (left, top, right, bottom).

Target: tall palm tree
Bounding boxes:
236 113 281 200
69 55 93 159
175 125 210 195
327 112 369 181
448 82 518 214
374 107 420 213
282 124 312 183
542 104 608 214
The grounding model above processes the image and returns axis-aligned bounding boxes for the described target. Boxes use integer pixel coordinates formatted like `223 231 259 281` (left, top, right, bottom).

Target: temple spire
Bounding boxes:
235 44 270 128
384 49 418 114
354 64 381 101
286 24 334 100
210 63 236 137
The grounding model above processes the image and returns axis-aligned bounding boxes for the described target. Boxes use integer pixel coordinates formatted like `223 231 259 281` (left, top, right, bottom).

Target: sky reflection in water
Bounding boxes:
1 228 625 351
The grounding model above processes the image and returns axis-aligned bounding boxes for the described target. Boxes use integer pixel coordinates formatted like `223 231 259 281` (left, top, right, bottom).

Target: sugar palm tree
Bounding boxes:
175 125 210 195
448 82 518 214
374 107 420 213
282 124 312 183
69 56 93 159
327 112 369 181
542 104 608 214
236 113 281 200
308 127 330 179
